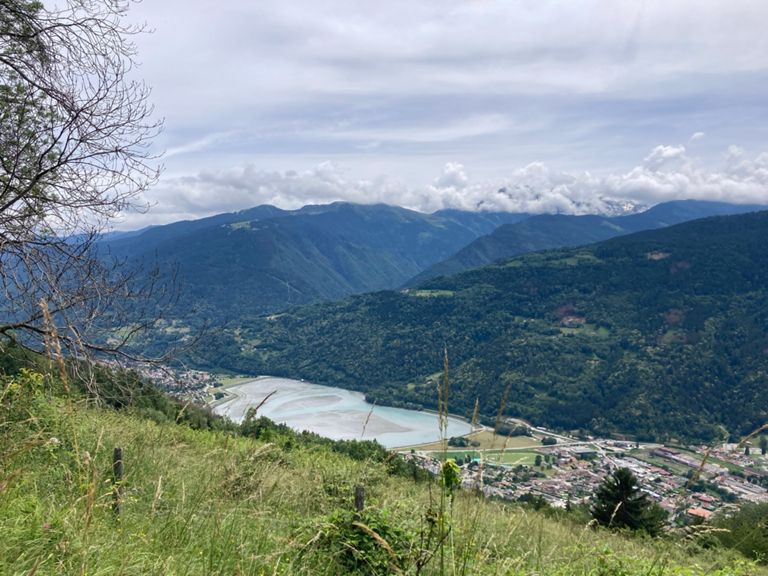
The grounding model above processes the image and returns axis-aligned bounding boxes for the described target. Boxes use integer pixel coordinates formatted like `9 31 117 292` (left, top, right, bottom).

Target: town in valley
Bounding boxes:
131 360 768 526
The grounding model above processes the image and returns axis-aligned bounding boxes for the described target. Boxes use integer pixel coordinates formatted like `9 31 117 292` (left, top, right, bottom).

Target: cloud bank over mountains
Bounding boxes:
119 143 768 228
121 1 768 229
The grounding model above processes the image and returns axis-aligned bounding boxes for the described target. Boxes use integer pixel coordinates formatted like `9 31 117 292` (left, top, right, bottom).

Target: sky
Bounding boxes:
118 0 768 228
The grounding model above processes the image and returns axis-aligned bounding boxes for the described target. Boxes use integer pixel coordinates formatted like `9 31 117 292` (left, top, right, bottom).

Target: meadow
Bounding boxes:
0 366 760 575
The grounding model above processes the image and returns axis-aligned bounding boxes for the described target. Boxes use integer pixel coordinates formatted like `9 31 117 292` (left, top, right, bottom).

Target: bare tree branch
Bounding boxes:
0 0 167 361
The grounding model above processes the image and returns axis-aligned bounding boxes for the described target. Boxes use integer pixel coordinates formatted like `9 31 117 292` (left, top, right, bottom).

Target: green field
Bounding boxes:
399 429 543 452
429 449 541 467
488 450 540 466
216 374 258 387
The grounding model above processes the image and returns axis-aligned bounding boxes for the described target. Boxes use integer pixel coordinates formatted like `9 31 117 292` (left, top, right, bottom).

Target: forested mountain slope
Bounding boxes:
106 202 527 324
107 204 290 254
197 210 768 442
407 200 766 285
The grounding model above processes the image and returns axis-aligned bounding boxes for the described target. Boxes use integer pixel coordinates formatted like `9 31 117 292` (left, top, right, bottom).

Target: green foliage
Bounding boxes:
0 357 762 575
239 409 418 474
714 502 768 563
517 493 551 511
448 436 471 447
441 459 461 494
0 367 48 446
311 507 414 575
108 203 527 329
197 210 768 442
410 200 765 285
591 468 668 536
496 424 532 437
80 362 238 432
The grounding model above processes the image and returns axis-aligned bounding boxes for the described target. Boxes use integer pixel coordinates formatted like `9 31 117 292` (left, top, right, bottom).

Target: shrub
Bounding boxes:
313 507 414 574
714 502 768 563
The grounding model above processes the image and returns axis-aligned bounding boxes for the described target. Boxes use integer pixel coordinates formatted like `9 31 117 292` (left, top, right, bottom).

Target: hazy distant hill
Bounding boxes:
407 200 767 285
198 210 768 442
106 204 290 254
106 202 527 324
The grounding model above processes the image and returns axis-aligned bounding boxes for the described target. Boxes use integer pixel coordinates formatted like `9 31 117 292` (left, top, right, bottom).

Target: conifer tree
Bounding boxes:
590 467 666 535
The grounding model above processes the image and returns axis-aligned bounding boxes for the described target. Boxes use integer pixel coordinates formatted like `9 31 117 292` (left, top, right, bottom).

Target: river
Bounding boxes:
213 376 472 448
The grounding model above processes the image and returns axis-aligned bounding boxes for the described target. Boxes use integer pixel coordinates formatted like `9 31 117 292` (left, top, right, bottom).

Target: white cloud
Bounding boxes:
311 114 511 144
117 144 768 229
132 0 768 113
643 145 687 169
104 0 768 212
164 131 238 159
432 163 469 190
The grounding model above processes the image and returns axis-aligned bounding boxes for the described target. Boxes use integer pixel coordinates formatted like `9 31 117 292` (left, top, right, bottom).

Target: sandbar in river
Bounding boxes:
213 376 472 448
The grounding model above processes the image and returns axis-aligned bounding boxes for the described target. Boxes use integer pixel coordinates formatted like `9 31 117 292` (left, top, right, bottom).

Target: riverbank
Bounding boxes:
211 376 472 448
207 375 271 408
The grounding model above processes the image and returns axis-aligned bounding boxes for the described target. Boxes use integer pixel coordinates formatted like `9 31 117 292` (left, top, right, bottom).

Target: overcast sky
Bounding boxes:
118 0 768 228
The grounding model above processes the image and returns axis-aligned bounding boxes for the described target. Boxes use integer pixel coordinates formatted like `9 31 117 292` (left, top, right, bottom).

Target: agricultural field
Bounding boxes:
398 428 543 452
428 449 541 467
216 374 260 387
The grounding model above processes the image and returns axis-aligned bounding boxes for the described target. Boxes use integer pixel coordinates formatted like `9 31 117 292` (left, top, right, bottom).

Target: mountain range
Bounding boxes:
106 200 764 329
408 200 767 285
105 202 527 325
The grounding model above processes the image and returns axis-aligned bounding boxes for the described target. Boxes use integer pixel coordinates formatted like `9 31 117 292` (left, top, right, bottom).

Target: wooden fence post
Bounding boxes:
354 485 365 514
113 447 124 516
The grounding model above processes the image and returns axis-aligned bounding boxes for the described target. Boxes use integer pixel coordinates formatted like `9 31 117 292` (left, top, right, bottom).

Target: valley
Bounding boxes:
6 2 768 572
135 362 768 529
188 210 768 443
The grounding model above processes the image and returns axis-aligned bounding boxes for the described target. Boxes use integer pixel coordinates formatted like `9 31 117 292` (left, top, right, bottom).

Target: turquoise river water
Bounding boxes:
213 377 472 448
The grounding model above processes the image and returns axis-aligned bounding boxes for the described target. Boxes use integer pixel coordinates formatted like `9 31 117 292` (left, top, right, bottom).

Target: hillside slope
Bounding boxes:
0 358 758 575
408 200 766 285
106 202 527 325
197 211 768 441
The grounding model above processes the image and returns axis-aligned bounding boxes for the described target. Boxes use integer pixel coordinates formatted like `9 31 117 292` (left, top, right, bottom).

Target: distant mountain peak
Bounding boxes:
599 197 647 216
488 187 646 217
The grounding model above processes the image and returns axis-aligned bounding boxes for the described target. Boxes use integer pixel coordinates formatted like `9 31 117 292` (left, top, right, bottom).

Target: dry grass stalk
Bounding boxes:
361 400 376 440
607 501 623 529
736 422 768 452
152 475 164 517
492 383 512 450
351 521 402 572
40 299 68 394
437 346 450 439
470 396 485 491
683 443 715 493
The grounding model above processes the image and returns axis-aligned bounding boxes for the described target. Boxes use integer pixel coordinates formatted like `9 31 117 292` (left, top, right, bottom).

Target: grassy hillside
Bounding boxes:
0 361 759 575
195 211 768 442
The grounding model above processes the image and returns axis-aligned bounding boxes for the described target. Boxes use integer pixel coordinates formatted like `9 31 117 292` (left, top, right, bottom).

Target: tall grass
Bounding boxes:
0 360 762 574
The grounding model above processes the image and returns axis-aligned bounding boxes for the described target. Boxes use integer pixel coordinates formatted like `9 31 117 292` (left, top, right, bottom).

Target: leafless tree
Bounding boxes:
0 0 166 359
